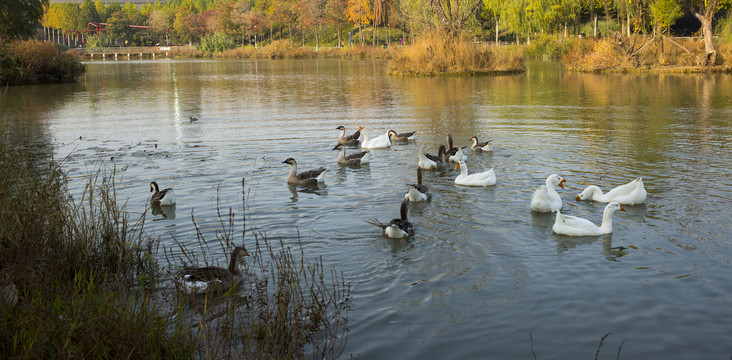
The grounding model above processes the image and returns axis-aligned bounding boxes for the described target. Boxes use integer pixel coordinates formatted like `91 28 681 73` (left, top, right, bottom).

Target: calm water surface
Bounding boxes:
3 59 732 358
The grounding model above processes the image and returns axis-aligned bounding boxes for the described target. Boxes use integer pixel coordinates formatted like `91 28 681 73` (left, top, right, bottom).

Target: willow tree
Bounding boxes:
431 0 484 35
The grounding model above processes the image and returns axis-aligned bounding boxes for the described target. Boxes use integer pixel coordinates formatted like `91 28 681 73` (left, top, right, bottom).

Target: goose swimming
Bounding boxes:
553 202 626 236
417 145 446 171
470 136 493 152
283 158 327 185
576 177 647 205
366 201 414 239
335 126 361 146
177 246 250 295
333 143 370 166
150 181 176 206
530 174 566 213
388 130 417 142
405 167 431 202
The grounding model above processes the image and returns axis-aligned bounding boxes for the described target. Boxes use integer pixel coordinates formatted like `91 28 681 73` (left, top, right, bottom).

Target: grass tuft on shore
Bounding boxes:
387 31 524 76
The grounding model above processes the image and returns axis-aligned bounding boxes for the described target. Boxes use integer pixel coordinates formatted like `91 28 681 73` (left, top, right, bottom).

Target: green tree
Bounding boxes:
1 0 48 39
79 0 101 29
649 0 681 34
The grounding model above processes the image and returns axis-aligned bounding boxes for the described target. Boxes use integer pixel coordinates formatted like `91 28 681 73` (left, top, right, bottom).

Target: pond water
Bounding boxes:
2 59 732 358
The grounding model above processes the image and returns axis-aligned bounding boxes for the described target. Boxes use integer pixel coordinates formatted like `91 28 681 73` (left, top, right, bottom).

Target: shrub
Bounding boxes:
0 39 85 85
197 32 236 53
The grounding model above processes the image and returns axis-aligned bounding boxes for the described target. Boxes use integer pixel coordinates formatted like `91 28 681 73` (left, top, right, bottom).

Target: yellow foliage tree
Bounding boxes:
346 0 372 44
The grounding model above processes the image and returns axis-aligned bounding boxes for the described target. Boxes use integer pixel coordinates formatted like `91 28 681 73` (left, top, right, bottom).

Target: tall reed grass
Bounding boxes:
0 123 350 358
387 31 524 76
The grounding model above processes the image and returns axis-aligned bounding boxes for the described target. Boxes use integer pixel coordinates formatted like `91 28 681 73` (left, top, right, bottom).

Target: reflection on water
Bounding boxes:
151 203 176 220
2 60 732 359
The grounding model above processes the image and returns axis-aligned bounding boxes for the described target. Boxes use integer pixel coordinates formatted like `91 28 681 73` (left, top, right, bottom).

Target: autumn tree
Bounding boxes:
325 0 349 46
347 0 373 44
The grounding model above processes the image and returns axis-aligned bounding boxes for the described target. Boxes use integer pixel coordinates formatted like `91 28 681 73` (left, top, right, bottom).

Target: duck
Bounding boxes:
335 125 361 146
150 181 176 206
454 161 496 186
553 201 626 236
360 127 392 150
444 133 467 163
470 136 493 152
189 116 198 122
404 167 431 202
333 143 370 166
388 130 417 142
282 158 327 185
417 145 446 171
576 177 647 205
177 246 250 295
530 174 566 213
366 201 414 239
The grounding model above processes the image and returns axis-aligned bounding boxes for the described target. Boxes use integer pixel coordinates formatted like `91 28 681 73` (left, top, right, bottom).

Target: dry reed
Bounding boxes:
387 31 524 76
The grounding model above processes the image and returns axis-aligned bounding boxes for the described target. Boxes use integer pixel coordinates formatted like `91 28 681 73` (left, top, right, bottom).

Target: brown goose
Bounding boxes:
150 181 176 206
405 167 431 202
336 126 361 146
366 201 414 239
470 136 493 152
283 158 327 185
417 145 446 171
178 246 250 295
388 130 417 142
444 133 467 163
333 143 370 165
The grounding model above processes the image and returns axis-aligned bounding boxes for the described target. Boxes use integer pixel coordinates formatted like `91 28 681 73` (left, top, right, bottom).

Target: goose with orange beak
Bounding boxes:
530 174 566 213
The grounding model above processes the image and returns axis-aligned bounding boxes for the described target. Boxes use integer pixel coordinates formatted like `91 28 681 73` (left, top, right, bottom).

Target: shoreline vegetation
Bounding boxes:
0 40 85 86
0 126 351 358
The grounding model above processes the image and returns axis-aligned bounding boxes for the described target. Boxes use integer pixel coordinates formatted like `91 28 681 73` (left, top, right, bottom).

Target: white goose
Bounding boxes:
405 167 431 202
576 177 647 205
553 201 626 236
360 127 392 150
530 174 566 213
454 161 496 186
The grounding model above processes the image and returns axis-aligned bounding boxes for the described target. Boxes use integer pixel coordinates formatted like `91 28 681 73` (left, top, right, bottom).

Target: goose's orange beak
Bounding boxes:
359 126 365 130
559 178 566 189
455 163 460 170
620 204 626 211
575 195 581 201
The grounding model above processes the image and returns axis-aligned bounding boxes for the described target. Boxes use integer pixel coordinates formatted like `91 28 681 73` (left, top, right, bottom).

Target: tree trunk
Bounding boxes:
694 12 717 66
337 26 342 48
593 15 598 37
495 17 499 43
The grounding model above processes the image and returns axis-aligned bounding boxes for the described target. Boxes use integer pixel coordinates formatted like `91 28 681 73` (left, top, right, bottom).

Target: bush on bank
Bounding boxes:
0 39 85 86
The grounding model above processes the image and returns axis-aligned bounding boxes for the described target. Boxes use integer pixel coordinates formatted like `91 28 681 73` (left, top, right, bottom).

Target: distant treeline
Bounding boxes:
40 0 732 49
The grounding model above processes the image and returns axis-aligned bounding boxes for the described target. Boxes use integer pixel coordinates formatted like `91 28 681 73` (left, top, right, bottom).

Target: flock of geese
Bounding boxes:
148 125 647 294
